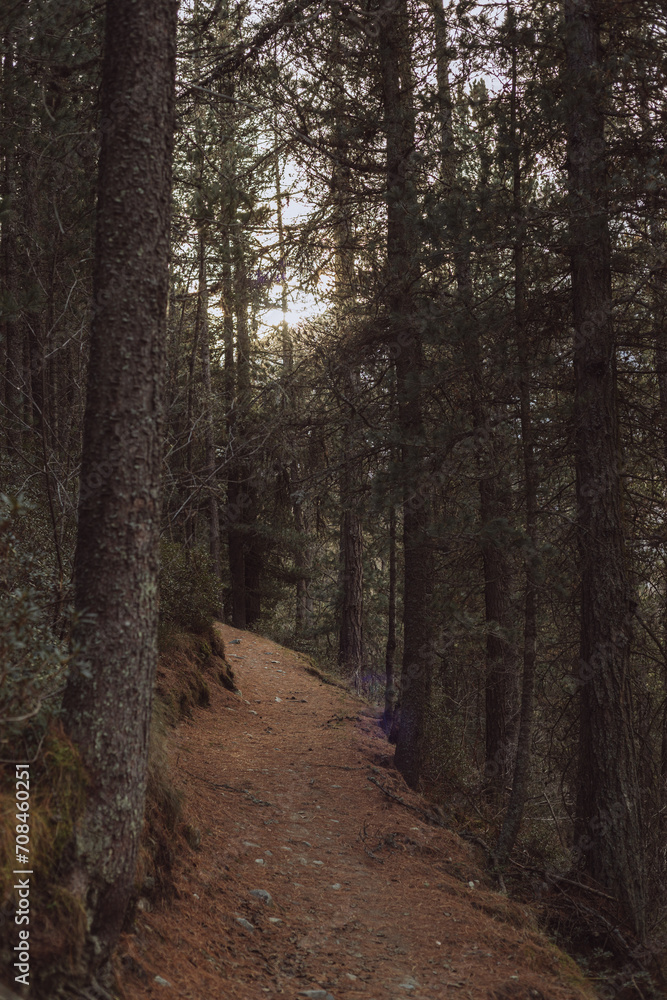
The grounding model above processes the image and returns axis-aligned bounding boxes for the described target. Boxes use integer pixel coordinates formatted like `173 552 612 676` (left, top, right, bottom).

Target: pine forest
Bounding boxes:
1 0 667 996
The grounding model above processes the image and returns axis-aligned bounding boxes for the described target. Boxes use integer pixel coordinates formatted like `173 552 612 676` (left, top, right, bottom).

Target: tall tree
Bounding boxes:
1 31 21 457
565 0 646 938
60 0 177 984
496 13 539 862
332 123 365 684
380 0 436 789
227 223 250 627
431 0 519 795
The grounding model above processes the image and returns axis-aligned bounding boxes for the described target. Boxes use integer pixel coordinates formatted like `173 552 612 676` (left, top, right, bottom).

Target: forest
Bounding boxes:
1 0 667 995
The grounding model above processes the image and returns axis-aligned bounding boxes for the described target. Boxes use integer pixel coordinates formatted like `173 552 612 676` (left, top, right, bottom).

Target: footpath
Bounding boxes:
118 625 593 1000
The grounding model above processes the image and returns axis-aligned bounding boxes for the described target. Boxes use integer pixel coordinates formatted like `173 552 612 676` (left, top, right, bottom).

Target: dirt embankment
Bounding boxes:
118 625 595 1000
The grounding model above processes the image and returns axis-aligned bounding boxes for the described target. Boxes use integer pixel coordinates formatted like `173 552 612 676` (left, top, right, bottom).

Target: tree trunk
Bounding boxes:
244 490 263 626
331 129 365 683
274 122 292 371
274 135 311 634
656 328 667 848
293 484 313 635
183 274 201 550
481 473 519 795
496 36 538 863
650 199 667 847
197 230 221 581
22 146 45 439
220 227 235 608
227 474 246 628
191 6 220 585
565 0 646 939
227 226 251 628
431 0 519 794
339 507 364 684
383 501 397 731
380 0 435 790
1 35 22 457
60 0 176 983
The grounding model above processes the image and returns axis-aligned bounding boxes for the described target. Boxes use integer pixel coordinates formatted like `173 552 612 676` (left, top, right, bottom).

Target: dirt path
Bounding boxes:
119 626 592 1000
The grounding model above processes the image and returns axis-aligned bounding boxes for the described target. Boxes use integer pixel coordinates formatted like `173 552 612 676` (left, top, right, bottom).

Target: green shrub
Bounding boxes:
158 540 222 635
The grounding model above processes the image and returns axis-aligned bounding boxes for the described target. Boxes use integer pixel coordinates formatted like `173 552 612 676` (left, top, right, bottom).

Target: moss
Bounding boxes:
0 726 90 990
178 689 194 718
0 725 87 908
135 709 185 905
135 624 233 905
182 823 202 850
301 656 350 690
2 625 234 989
207 626 227 661
40 727 88 859
41 883 88 962
545 941 599 1000
196 674 211 707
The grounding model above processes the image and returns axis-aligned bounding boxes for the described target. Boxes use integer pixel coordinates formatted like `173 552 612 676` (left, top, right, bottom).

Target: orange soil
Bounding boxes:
118 625 592 1000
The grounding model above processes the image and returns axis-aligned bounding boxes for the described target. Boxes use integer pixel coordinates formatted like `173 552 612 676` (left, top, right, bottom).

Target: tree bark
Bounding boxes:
227 226 251 628
496 36 538 863
339 506 364 683
481 472 519 795
244 494 263 626
22 145 45 439
649 196 667 846
274 134 312 634
430 0 519 794
331 125 365 683
383 501 397 731
60 0 176 981
1 35 22 457
380 0 435 790
655 319 667 848
183 271 202 550
292 480 313 635
565 0 646 939
197 230 221 580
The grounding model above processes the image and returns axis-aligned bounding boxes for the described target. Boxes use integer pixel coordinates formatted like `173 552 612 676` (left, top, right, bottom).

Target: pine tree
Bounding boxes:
60 0 177 981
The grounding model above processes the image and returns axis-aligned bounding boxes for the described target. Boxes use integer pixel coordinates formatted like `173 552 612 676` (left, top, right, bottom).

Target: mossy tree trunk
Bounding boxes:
60 0 177 985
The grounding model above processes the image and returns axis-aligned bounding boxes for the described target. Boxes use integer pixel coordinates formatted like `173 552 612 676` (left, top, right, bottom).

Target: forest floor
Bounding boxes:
117 625 595 1000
